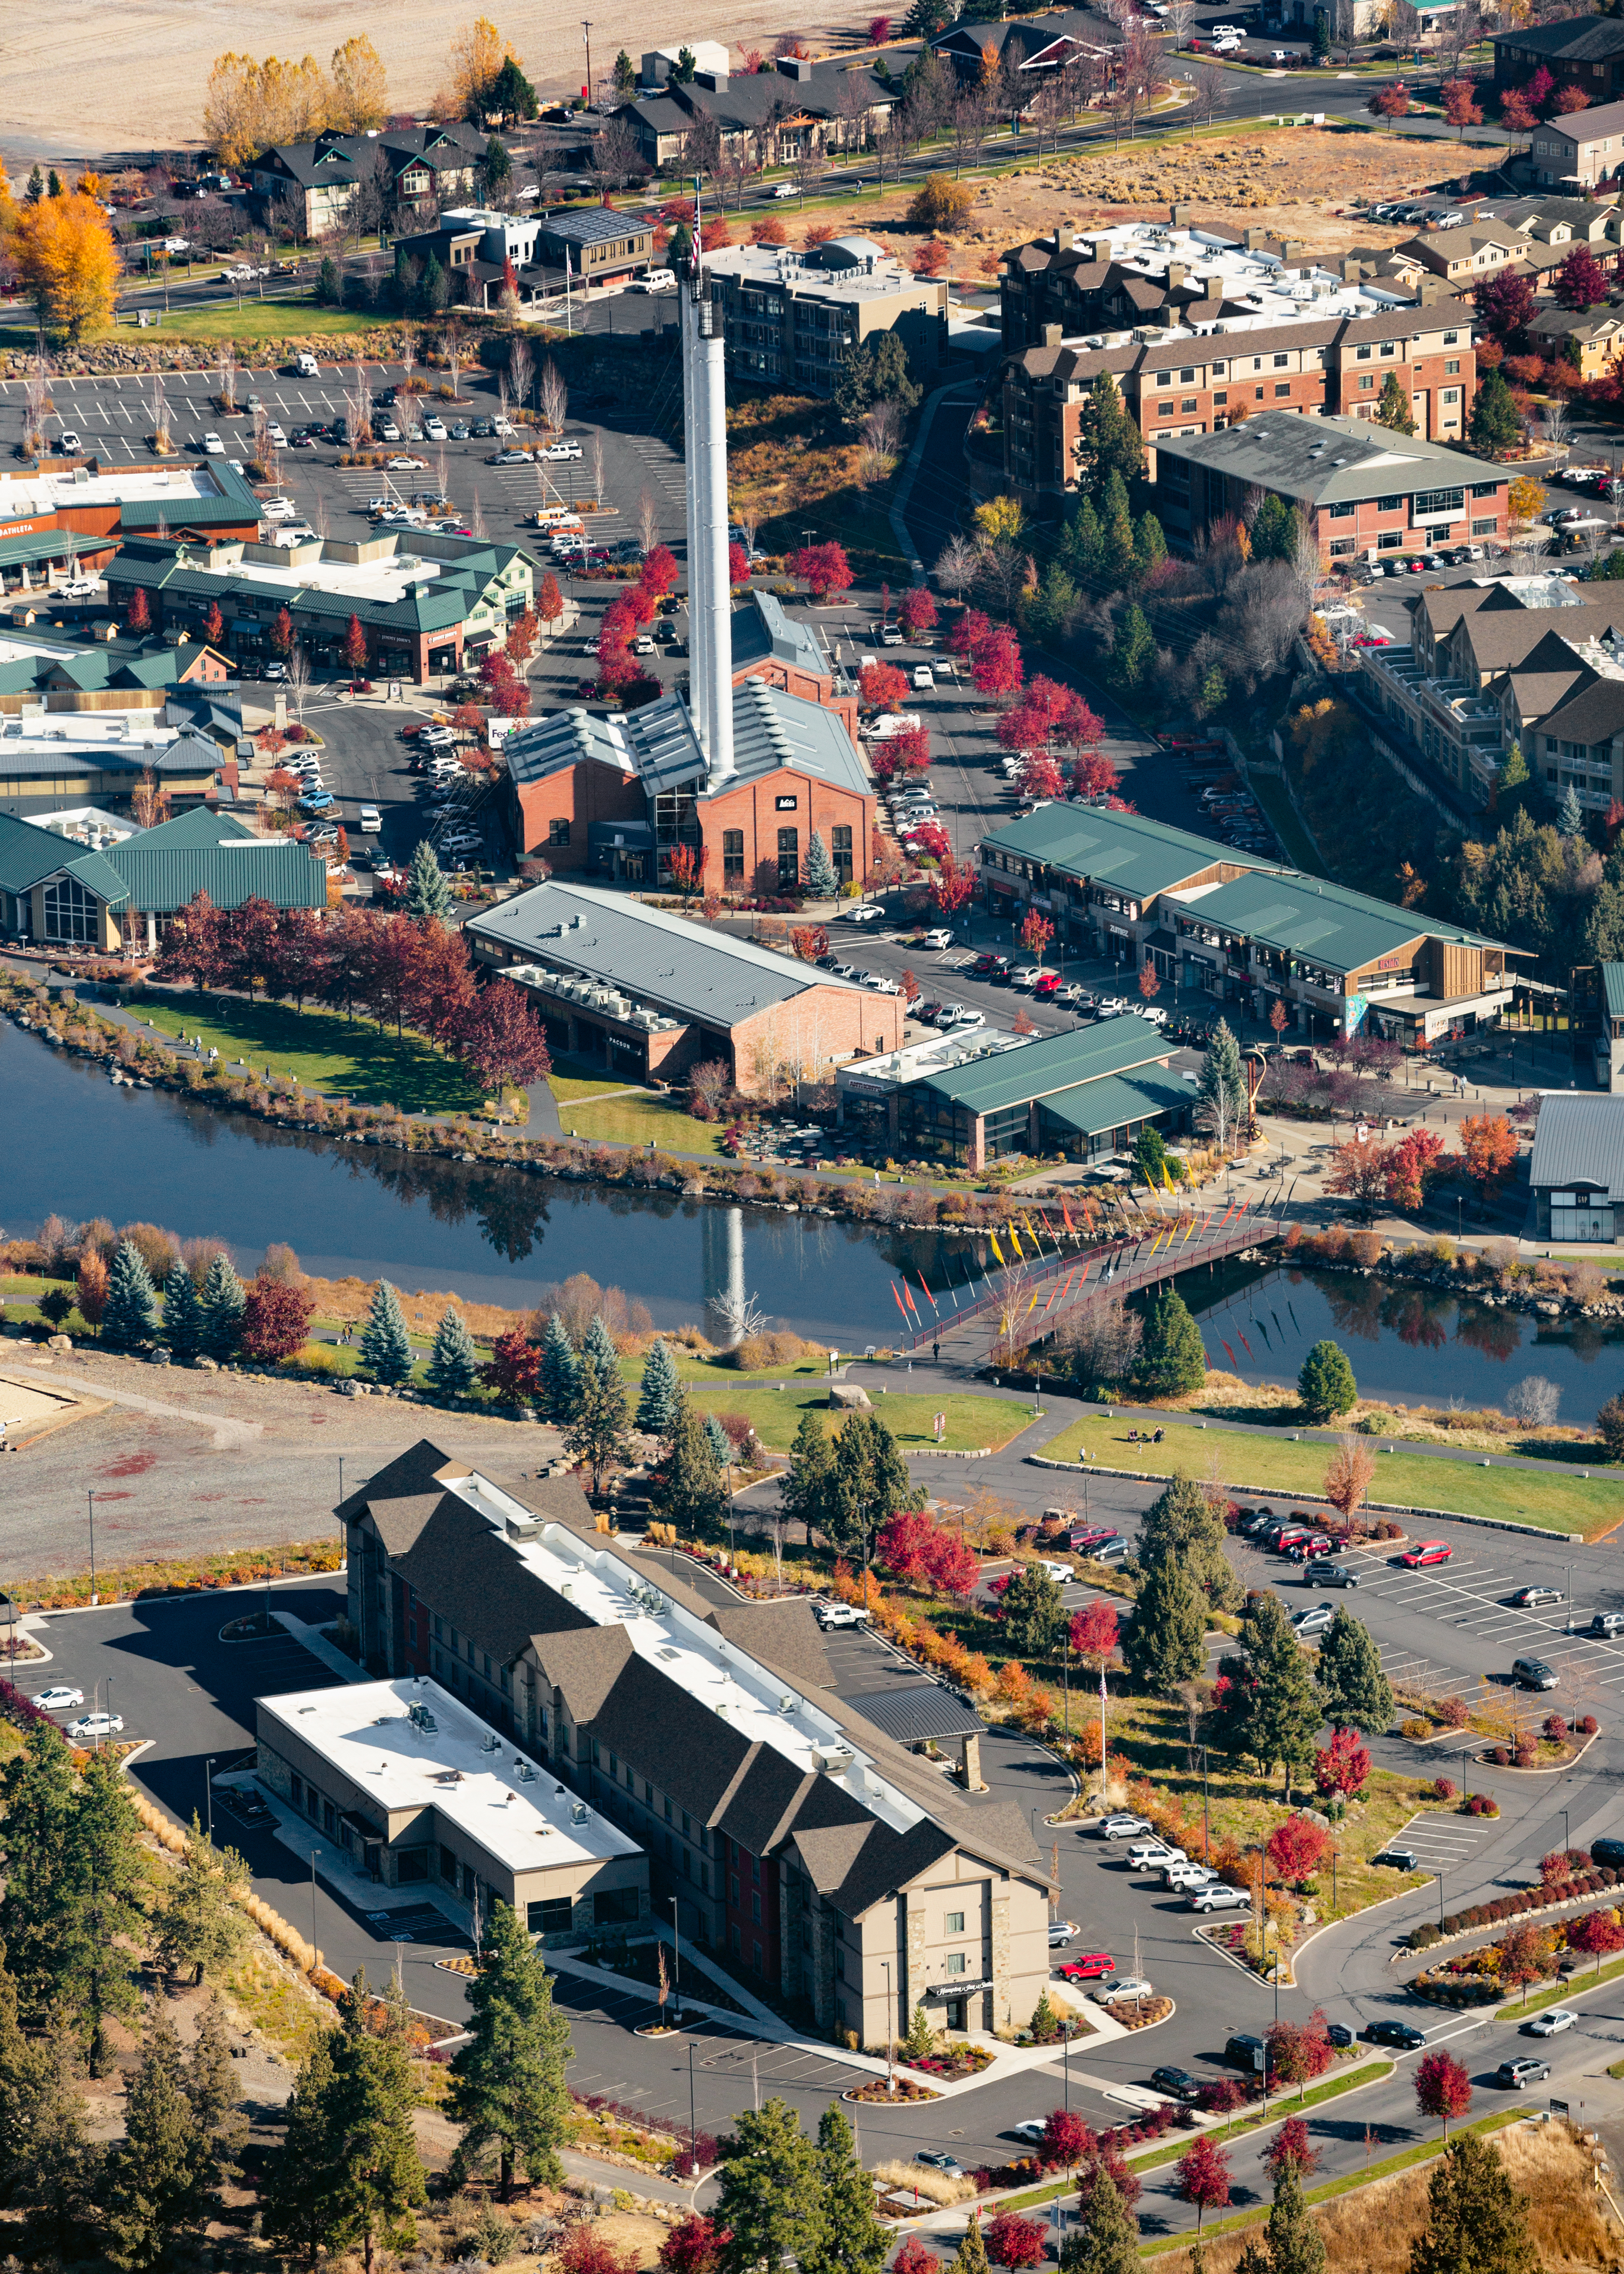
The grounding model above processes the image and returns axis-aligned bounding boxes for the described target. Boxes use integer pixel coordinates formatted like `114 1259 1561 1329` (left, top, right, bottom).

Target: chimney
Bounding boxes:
1166 262 1186 290
1170 202 1191 225
1204 274 1225 302
776 52 814 78
1042 322 1062 347
959 1732 984 1791
1243 227 1268 250
681 269 734 784
695 68 729 89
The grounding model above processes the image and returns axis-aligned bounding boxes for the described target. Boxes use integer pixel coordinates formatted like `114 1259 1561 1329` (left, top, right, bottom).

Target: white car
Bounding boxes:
359 804 382 834
1011 2119 1049 2144
1525 2008 1577 2037
56 577 100 600
58 429 83 453
632 635 657 655
863 973 901 994
912 664 934 689
1163 1862 1218 1891
1047 1920 1078 1946
816 1602 872 1630
386 455 429 471
424 417 448 440
67 1712 125 1741
846 904 883 923
1034 1559 1072 1582
202 432 225 455
773 181 799 199
1128 1840 1185 1869
441 834 483 857
936 1005 983 1030
920 927 953 949
540 440 583 461
31 1686 85 1711
1094 1814 1153 1841
1189 1885 1250 1913
1097 1977 1154 2002
266 422 287 446
262 496 298 521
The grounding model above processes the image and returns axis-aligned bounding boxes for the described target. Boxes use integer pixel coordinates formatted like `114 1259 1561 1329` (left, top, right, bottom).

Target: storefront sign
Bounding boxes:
928 1978 993 1999
775 794 798 810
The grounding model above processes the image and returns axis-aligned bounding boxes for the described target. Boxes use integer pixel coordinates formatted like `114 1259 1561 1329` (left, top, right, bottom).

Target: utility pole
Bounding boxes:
87 1489 98 1605
582 20 594 107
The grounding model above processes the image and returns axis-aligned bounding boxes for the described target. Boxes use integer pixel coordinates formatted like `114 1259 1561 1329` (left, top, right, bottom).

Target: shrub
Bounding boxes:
1580 1715 1598 1736
1436 1696 1470 1729
1544 1713 1568 1743
1401 1717 1431 1741
1432 1776 1456 1803
728 1329 821 1370
1513 1737 1538 1768
1491 1746 1510 1766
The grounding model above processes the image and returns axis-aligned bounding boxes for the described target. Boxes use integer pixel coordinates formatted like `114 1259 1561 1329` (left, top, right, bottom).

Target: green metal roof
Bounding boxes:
1604 963 1624 1022
105 838 328 914
981 805 1267 903
914 1017 1170 1114
1179 869 1498 977
0 812 132 907
103 536 520 636
0 531 83 568
1038 1070 1193 1137
133 807 258 848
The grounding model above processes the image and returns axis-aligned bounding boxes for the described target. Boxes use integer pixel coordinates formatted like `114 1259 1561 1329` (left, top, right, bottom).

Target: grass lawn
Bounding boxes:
675 1380 1036 1455
1247 770 1326 876
1041 1412 1620 1537
135 996 484 1115
549 1070 646 1102
555 1089 728 1156
97 300 398 347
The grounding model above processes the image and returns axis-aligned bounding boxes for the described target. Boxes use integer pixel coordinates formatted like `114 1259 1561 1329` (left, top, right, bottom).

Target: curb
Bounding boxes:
1389 1875 1622 1968
1462 1728 1601 1778
1023 1455 1587 1542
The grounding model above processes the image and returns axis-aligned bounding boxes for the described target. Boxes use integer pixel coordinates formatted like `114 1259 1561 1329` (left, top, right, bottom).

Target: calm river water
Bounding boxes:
6 1023 1621 1414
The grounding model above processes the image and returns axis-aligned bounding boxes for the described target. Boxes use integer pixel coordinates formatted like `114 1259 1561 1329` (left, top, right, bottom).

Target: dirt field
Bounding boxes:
0 0 867 169
0 1344 560 1577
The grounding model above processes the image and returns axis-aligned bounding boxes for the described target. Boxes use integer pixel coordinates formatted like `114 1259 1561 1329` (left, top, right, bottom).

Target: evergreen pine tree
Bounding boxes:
320 1975 426 2274
102 1240 160 1348
715 2099 824 2274
405 841 455 921
1060 2172 1139 2274
1197 1017 1248 1147
826 1412 925 1562
1122 1550 1207 1694
951 2213 993 2274
1250 495 1301 562
805 2104 888 2274
1255 2153 1326 2274
198 1253 246 1361
3 2012 90 2262
538 1311 581 1423
780 1409 833 1540
1557 783 1585 836
564 1332 632 1492
1101 470 1137 588
1074 370 1144 494
1132 510 1167 580
60 1754 146 2075
448 1901 574 2199
1298 1339 1357 1421
263 2024 341 2268
1027 561 1078 643
1110 602 1155 689
1408 2134 1535 2274
105 2006 213 2271
1198 663 1228 716
161 1261 204 1362
0 1724 78 2019
704 1411 735 1472
185 1992 244 2149
1375 372 1417 434
1134 1287 1207 1398
635 1338 681 1436
1138 1472 1239 1607
1469 368 1521 457
156 1817 248 1988
1001 1563 1065 1657
1235 1592 1323 1792
804 831 839 898
359 1280 414 1385
426 1306 480 1401
24 163 44 202
1496 740 1529 800
653 1395 728 1530
1314 1609 1394 1734
1060 495 1104 585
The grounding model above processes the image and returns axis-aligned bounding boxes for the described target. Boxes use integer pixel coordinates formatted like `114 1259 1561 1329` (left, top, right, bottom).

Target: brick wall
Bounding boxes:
511 756 646 868
698 768 875 896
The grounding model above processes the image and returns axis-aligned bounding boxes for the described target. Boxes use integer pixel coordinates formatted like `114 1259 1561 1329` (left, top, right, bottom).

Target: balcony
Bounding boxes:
1356 646 1500 803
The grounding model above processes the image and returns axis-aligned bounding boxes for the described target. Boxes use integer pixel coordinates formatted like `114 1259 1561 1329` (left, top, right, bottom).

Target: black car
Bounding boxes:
1593 1839 1624 1869
1362 2020 1426 2050
1307 1564 1361 1589
1373 1848 1420 1872
1090 1537 1129 1564
1150 2065 1203 2103
815 954 841 971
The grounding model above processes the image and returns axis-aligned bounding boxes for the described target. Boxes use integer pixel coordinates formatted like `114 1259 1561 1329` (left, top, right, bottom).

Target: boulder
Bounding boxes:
829 1383 873 1410
194 1355 219 1371
47 1334 73 1353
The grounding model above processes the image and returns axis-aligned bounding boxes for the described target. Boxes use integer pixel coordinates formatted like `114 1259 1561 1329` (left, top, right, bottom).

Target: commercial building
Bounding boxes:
1147 412 1508 565
706 237 949 397
1572 963 1624 1091
0 803 326 953
341 1443 1052 2037
1493 16 1624 104
0 709 225 822
615 55 894 172
247 122 486 239
394 205 656 309
0 457 264 592
0 628 232 720
466 877 899 1092
105 528 537 685
1528 1092 1624 1241
256 1676 647 1930
837 1017 1190 1166
979 804 1520 1043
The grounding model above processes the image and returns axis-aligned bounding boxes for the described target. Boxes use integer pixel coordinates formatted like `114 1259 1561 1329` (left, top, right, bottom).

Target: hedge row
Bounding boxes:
1409 1863 1620 1950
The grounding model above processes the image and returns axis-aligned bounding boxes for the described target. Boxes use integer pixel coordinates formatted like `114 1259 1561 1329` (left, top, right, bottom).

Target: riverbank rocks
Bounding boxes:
829 1384 873 1410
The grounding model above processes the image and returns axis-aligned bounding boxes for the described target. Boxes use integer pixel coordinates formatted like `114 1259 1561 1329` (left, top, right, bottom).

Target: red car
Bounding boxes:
1055 1952 1115 1982
1401 1540 1453 1568
1033 973 1063 999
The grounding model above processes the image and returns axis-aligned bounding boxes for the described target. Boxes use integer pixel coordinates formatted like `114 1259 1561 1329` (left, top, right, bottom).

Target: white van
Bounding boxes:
296 351 320 378
630 268 675 293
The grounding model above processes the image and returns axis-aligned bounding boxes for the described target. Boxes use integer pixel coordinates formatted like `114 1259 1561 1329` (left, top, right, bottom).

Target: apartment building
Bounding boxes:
978 803 1519 1044
340 1443 1053 2039
1525 98 1624 190
1001 302 1475 504
704 238 949 398
1147 412 1506 565
1493 15 1624 102
248 122 485 238
615 55 894 172
1570 962 1624 1092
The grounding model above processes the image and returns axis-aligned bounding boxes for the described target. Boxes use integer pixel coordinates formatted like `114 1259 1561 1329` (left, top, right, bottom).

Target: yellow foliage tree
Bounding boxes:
905 171 972 233
11 193 119 343
974 495 1025 545
329 36 389 131
202 51 331 165
203 54 267 168
76 171 109 202
450 17 517 121
1506 474 1546 530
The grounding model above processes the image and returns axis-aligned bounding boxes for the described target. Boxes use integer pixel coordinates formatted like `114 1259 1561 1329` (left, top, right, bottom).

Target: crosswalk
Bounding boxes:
1354 1551 1624 1700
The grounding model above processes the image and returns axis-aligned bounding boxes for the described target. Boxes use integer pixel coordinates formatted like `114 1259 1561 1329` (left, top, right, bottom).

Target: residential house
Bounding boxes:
1492 17 1624 102
247 122 486 238
931 10 1104 83
615 55 894 173
1523 97 1624 190
1527 303 1624 380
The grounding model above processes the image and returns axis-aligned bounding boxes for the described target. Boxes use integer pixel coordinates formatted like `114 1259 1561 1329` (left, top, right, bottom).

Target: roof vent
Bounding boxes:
569 1799 588 1825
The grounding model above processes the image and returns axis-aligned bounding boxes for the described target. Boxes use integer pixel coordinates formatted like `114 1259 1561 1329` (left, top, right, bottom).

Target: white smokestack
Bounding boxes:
679 281 709 756
679 187 733 785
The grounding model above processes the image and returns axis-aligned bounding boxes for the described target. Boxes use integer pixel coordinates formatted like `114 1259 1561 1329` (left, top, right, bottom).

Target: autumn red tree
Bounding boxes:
1567 1908 1624 1976
1266 1813 1330 1888
925 1531 979 1599
861 661 911 712
1456 1112 1518 1194
1414 2048 1472 2140
659 2215 731 2274
1266 2015 1335 2103
1263 2117 1321 2184
506 606 540 663
1016 752 1066 802
1313 1725 1370 1801
789 540 853 600
453 978 552 1091
1071 750 1121 799
1441 78 1483 135
537 571 564 626
728 540 751 586
1385 1125 1446 1211
949 606 991 658
899 586 937 639
239 1273 315 1363
1556 244 1609 311
270 605 295 657
126 586 151 634
790 924 829 962
883 726 931 775
1042 2109 1094 2177
1367 80 1409 117
641 542 679 597
482 1326 541 1403
971 624 1024 699
1069 1596 1120 1668
156 890 226 992
929 849 974 917
1499 86 1537 134
667 844 707 895
1018 910 1055 958
204 600 225 645
983 2212 1046 2271
342 614 369 672
1173 2135 1231 2235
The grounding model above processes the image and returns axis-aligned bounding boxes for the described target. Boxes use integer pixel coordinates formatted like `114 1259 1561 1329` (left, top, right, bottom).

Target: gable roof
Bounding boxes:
0 807 128 904
913 1016 1171 1112
1492 18 1624 60
1175 867 1498 974
981 803 1265 901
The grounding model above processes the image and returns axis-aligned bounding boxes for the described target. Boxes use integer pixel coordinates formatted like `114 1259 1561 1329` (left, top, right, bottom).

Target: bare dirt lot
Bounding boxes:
0 0 865 169
1 1345 557 1579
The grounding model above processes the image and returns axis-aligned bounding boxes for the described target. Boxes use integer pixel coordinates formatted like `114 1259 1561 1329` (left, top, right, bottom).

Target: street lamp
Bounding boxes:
310 1848 320 1965
669 1895 682 2022
87 1488 98 1606
882 1958 895 2095
581 20 594 106
204 1756 215 1847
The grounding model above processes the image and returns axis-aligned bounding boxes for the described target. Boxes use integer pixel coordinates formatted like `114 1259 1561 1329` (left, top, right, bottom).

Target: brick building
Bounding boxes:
704 238 949 400
1492 17 1624 103
1002 308 1475 504
341 1443 1052 2035
1147 411 1507 566
466 877 901 1092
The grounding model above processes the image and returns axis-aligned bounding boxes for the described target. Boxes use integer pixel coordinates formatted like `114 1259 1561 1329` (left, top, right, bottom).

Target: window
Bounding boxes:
1444 358 1460 376
548 817 570 846
776 826 798 889
751 1942 763 1974
1273 354 1289 369
1378 531 1403 550
831 823 852 882
1380 340 1395 357
722 827 744 882
729 1874 740 1905
290 1773 304 1810
1157 401 1173 417
1327 500 1355 519
946 1952 967 1975
1472 516 1499 535
751 1891 762 1924
440 1844 458 1883
1377 495 1402 512
595 1886 639 1926
1274 382 1291 397
945 1911 965 1935
1414 486 1464 517
1213 391 1228 407
1181 398 1198 413
1179 367 1195 383
1329 537 1356 556
528 1896 573 1935
41 875 100 944
1443 330 1459 345
1443 389 1460 405
663 1795 672 1822
729 1923 742 1956
1359 374 1374 390
1471 480 1499 498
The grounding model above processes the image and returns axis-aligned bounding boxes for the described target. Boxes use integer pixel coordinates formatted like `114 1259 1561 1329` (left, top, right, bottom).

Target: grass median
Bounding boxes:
671 1379 1036 1455
1041 1412 1618 1537
134 996 484 1115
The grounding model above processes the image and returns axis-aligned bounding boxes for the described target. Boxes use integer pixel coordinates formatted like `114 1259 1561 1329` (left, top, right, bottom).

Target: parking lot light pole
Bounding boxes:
87 1489 97 1606
205 1756 215 1847
1438 1870 1445 1926
311 1849 320 1965
670 1896 681 2022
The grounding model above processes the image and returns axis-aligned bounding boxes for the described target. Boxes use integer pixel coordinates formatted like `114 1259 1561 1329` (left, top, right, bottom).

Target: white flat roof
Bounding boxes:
0 466 226 522
259 1675 642 1873
440 1468 927 1838
2 713 180 754
224 546 445 602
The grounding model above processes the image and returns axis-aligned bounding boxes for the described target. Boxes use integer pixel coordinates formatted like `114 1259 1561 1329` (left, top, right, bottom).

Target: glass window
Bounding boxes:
722 827 744 882
946 1952 967 1976
1273 353 1289 368
1274 382 1291 397
42 875 101 944
945 1910 965 1934
777 826 798 889
528 1896 573 1935
831 823 852 882
549 817 569 846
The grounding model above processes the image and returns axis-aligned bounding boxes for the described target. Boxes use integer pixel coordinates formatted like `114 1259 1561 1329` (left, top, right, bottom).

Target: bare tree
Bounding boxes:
401 327 417 395
873 112 908 188
1164 0 1195 45
470 489 489 539
863 400 904 458
794 142 827 200
539 354 568 433
737 502 761 556
935 531 978 602
149 369 169 455
977 537 1027 618
590 430 605 505
508 334 533 419
1191 59 1225 126
1540 398 1571 457
683 113 724 185
446 340 463 402
638 486 660 552
592 117 643 193
218 343 237 413
286 644 311 721
23 355 52 458
951 86 993 171
497 371 511 429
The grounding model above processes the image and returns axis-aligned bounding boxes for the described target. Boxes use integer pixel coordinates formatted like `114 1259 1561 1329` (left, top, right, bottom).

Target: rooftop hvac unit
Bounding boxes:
569 1799 588 1825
